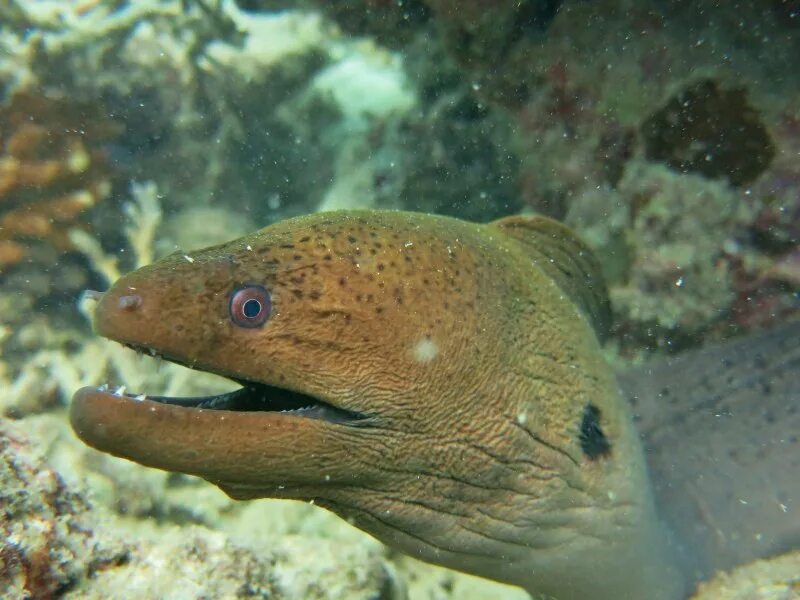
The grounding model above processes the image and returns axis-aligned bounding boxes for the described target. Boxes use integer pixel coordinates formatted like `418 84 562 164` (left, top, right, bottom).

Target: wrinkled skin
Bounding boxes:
71 210 685 600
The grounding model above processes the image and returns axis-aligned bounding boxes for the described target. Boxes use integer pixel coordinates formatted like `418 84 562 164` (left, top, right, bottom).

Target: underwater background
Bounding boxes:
1 1 798 598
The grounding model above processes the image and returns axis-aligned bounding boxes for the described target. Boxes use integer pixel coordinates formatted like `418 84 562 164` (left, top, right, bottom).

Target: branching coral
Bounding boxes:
0 182 194 419
0 91 122 270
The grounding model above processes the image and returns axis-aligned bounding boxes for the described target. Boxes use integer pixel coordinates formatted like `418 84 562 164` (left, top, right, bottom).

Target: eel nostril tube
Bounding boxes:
118 294 142 311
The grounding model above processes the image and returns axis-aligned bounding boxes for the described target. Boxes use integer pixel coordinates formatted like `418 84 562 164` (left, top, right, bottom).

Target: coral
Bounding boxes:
0 419 129 599
567 162 759 354
0 91 121 270
641 79 776 187
69 180 163 285
1 419 401 599
321 0 432 48
0 322 236 419
74 526 397 600
690 550 800 600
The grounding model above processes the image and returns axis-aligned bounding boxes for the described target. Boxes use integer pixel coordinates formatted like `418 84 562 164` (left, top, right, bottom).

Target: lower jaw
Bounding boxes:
98 381 365 424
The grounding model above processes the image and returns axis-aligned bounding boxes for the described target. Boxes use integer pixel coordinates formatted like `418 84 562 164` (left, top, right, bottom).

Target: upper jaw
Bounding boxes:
90 342 369 426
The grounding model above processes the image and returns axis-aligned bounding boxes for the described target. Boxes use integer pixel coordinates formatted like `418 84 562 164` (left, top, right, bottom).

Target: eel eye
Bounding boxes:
229 285 271 328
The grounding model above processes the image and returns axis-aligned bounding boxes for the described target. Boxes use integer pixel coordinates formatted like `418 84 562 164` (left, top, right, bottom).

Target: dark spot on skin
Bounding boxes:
376 307 384 314
280 244 295 249
299 236 310 243
579 404 611 460
309 290 321 301
377 263 385 271
339 277 347 286
348 235 357 244
344 314 352 323
323 255 332 261
293 255 303 261
292 290 304 299
404 255 412 263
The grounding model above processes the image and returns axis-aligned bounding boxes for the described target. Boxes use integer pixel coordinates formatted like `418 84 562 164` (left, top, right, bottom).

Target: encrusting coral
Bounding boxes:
0 91 122 270
641 79 776 187
0 419 401 599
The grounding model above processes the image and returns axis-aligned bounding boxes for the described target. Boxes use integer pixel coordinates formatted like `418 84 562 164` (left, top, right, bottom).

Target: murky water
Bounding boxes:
1 2 798 599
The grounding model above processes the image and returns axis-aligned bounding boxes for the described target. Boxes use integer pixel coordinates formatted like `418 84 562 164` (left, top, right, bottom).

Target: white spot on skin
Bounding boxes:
183 254 194 263
413 338 439 363
517 412 528 425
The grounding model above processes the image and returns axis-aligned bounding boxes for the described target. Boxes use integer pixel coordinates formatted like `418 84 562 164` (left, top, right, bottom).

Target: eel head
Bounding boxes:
71 210 683 598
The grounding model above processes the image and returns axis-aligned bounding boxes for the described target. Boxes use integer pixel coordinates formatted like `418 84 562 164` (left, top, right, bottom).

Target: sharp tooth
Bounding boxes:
98 383 109 392
113 385 127 397
134 393 147 402
148 348 157 357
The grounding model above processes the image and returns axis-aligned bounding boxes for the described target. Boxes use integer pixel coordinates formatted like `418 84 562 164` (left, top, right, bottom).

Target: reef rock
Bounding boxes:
0 419 401 600
691 551 800 600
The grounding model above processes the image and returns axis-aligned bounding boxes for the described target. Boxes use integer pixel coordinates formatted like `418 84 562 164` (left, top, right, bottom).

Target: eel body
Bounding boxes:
70 209 793 600
621 322 800 583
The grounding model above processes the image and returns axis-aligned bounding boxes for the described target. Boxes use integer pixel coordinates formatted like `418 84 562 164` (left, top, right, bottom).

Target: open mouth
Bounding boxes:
100 344 366 425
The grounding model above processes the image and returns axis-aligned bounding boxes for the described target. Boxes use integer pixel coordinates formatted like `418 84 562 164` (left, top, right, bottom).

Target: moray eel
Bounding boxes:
72 209 771 599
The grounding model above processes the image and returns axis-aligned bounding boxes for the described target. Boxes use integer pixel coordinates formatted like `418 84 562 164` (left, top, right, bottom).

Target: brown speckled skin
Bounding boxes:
71 210 684 600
